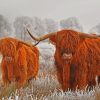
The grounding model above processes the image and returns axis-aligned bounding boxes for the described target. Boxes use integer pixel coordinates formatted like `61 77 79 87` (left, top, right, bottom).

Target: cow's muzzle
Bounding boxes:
62 53 72 64
62 53 72 60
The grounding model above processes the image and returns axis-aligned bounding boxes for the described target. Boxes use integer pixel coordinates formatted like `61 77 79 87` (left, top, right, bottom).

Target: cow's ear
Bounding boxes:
79 33 99 39
49 34 56 45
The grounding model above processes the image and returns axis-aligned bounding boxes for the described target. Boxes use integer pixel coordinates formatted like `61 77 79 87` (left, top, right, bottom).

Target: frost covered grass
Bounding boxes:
0 42 100 100
1 78 100 100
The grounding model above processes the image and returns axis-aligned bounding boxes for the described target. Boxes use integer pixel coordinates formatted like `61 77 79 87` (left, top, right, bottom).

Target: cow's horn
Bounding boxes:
27 29 56 41
79 33 99 39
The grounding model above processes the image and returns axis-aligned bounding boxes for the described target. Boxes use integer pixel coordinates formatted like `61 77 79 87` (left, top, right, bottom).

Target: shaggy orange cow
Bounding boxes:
15 43 39 88
0 37 39 87
27 29 100 91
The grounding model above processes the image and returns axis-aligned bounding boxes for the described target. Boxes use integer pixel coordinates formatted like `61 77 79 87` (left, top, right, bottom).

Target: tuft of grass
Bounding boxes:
0 82 16 99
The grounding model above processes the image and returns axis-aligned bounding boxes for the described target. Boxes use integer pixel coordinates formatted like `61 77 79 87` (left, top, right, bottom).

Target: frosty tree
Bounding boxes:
0 15 11 37
60 17 83 32
13 16 34 40
32 17 46 37
44 18 58 33
89 23 100 35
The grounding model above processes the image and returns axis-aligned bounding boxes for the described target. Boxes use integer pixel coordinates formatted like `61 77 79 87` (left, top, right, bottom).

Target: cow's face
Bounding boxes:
50 30 80 64
49 30 99 64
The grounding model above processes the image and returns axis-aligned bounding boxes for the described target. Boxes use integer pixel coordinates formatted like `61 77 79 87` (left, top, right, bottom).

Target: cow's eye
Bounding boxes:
61 48 65 55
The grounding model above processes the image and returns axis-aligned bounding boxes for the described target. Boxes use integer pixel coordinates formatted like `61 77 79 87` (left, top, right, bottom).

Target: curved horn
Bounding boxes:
26 29 56 41
33 41 40 46
79 32 99 39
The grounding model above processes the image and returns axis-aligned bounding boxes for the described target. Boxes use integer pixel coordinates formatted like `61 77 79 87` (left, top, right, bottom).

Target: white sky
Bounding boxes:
0 0 100 32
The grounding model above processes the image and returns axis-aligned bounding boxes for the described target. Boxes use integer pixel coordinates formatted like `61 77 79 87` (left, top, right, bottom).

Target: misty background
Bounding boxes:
0 0 100 40
0 1 100 99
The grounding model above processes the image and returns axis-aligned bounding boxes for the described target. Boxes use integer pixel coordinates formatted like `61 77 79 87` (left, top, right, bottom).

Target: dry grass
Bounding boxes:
0 42 100 100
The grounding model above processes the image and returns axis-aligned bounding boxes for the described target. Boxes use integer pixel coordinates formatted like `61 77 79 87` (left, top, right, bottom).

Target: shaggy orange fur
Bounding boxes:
49 30 100 90
1 57 15 85
15 46 27 87
0 37 39 87
22 44 39 80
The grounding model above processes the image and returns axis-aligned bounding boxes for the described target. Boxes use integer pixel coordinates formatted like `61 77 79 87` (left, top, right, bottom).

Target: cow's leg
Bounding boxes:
70 64 88 90
88 79 96 90
97 67 100 84
88 74 96 89
96 66 100 84
62 63 70 91
87 65 98 88
71 73 87 90
77 73 88 90
27 52 38 80
1 58 10 86
15 62 27 88
15 47 27 88
6 57 15 83
70 64 77 90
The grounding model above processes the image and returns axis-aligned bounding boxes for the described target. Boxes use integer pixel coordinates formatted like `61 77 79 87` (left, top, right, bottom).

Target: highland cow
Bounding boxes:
0 37 39 87
27 29 100 91
0 38 17 85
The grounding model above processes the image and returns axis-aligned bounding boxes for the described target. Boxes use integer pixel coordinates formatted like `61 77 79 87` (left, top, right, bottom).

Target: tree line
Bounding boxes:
0 15 99 41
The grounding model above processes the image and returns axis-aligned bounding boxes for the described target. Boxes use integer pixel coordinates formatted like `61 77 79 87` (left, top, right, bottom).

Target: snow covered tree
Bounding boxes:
0 15 11 37
31 17 46 36
13 16 34 40
44 18 58 33
60 17 83 32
